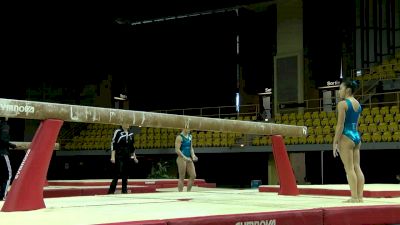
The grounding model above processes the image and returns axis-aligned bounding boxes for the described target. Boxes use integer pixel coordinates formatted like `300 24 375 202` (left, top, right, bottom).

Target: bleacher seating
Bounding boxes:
61 102 400 150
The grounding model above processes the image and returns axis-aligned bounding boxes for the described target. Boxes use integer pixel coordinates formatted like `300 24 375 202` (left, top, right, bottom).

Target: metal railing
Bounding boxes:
276 91 400 115
153 104 260 119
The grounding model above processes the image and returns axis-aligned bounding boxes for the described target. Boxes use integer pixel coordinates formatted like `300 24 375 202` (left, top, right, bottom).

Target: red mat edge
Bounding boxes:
96 205 400 225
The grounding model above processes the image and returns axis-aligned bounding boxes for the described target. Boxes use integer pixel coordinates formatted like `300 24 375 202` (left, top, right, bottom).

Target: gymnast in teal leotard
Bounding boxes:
342 98 362 145
333 79 365 203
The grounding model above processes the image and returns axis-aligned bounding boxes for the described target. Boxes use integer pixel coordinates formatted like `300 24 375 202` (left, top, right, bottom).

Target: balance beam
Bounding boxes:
0 98 307 137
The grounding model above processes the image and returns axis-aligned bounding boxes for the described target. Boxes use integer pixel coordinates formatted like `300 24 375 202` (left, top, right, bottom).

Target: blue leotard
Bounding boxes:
342 98 362 145
180 133 192 158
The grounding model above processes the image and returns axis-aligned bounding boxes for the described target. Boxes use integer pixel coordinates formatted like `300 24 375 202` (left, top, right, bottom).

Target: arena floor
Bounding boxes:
1 183 399 225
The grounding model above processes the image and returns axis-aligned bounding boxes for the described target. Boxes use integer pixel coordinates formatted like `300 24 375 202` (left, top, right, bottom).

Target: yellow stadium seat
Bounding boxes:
227 137 234 147
315 135 324 144
161 140 168 148
205 138 212 147
307 135 316 144
198 132 205 139
390 105 399 115
101 129 109 136
168 140 175 148
307 127 314 135
284 136 291 145
80 130 87 136
212 132 220 138
328 117 337 126
313 119 321 127
146 140 154 149
381 131 392 142
384 114 394 123
213 138 221 147
282 114 289 121
377 123 388 132
365 115 374 124
154 140 161 148
95 129 102 136
388 122 398 132
274 114 282 122
296 113 304 120
147 133 154 140
298 136 307 144
361 133 371 142
395 114 400 122
319 111 327 119
282 120 290 125
374 115 384 124
197 138 205 147
161 133 168 141
140 127 147 134
380 106 389 116
315 126 323 135
392 132 400 141
296 120 304 126
327 111 336 118
252 137 260 146
322 125 331 135
260 136 269 146
359 116 365 125
154 133 161 140
371 107 380 116
291 137 299 145
305 119 313 127
228 133 236 139
367 123 377 133
311 111 319 119
321 118 329 126
372 132 382 142
289 113 296 121
64 143 72 150
361 108 370 117
303 112 311 120
133 138 140 148
220 133 228 139
359 124 368 133
251 115 257 121
324 134 333 144
87 124 94 130
220 138 228 147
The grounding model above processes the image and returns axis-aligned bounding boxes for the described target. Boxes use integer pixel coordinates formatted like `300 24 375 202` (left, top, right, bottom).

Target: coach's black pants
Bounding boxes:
108 157 130 194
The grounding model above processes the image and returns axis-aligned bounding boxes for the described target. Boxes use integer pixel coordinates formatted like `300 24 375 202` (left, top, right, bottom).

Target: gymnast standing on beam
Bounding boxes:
333 79 365 203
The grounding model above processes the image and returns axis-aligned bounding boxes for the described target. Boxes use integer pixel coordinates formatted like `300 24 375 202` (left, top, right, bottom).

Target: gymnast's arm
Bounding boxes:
190 139 197 162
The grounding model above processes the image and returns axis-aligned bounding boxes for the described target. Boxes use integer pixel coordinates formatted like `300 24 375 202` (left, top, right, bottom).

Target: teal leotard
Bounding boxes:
180 133 192 158
342 98 362 145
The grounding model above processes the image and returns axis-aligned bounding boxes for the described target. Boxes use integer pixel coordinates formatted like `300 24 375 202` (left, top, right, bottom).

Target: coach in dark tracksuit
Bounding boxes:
0 117 16 201
108 124 138 194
